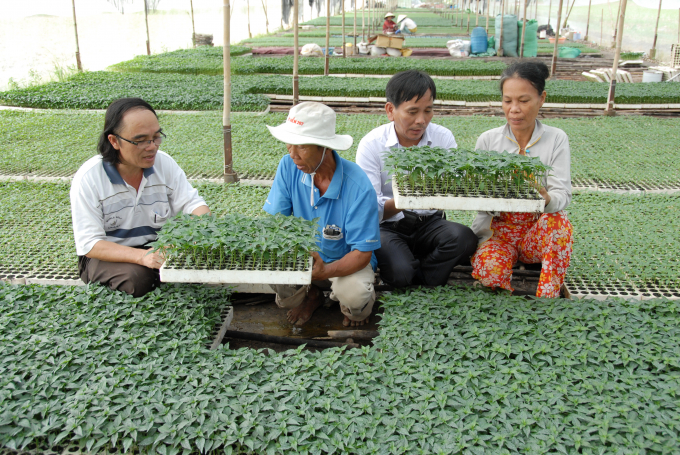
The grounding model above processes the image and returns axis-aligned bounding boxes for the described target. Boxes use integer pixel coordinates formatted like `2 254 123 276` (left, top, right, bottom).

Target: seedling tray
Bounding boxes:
393 180 546 212
160 256 313 285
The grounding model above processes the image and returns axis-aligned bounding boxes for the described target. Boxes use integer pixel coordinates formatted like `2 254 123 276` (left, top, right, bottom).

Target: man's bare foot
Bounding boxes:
287 286 323 326
342 315 369 327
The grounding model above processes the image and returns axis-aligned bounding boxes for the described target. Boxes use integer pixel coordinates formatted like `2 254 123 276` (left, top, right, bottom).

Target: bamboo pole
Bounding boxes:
534 0 537 20
190 0 196 46
650 0 662 59
547 0 552 27
70 0 82 71
261 0 269 34
223 0 237 183
354 0 357 49
476 0 480 26
247 0 252 38
520 0 527 57
550 0 564 77
612 1 621 48
486 0 491 32
498 0 504 56
600 9 603 46
144 0 151 55
605 0 627 115
293 0 299 104
362 0 365 41
342 0 345 58
467 3 471 32
584 0 591 41
678 8 680 43
325 0 330 76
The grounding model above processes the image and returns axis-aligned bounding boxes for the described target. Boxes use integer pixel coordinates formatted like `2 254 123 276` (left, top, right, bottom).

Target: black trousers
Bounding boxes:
78 246 160 298
375 213 478 288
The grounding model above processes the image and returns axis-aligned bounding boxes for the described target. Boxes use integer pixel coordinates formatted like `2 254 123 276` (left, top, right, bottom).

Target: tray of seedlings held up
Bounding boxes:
155 213 317 285
388 147 548 213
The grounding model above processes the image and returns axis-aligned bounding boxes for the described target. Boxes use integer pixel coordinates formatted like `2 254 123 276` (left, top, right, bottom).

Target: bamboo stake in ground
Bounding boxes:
534 0 537 20
144 0 151 55
584 0 591 41
600 8 603 46
190 0 196 46
362 0 365 42
354 0 357 49
247 0 252 38
605 0 628 115
70 0 82 71
476 0 480 26
261 0 269 34
325 0 330 76
293 0 299 104
550 0 564 77
342 0 346 58
650 0 663 59
223 0 237 183
520 0 527 57
547 0 552 27
486 0 491 32
612 0 621 48
498 0 504 56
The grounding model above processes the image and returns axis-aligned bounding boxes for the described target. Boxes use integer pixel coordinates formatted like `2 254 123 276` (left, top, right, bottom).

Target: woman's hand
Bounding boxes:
539 187 551 206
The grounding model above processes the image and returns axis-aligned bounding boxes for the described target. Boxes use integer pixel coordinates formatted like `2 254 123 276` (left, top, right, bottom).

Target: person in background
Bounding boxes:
383 12 397 34
471 61 573 298
356 70 478 289
71 98 210 297
264 102 381 327
395 14 418 34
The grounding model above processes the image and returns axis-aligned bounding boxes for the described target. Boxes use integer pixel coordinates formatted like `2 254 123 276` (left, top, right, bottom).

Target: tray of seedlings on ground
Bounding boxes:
155 212 318 284
388 146 549 212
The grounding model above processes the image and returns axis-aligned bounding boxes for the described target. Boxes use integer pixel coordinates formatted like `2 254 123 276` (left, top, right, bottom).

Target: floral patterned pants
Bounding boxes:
471 211 573 298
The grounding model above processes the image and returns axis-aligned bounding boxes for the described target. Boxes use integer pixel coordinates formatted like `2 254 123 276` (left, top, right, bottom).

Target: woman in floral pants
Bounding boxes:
470 61 573 298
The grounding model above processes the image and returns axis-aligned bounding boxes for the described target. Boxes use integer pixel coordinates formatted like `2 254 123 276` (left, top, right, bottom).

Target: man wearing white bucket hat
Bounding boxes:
264 102 381 327
395 14 417 34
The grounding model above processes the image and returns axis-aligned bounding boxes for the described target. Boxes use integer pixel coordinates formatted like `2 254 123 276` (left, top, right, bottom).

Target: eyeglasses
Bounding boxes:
115 131 166 148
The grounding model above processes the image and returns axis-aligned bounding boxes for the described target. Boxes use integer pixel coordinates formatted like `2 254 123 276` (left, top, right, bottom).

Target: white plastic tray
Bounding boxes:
393 180 545 213
160 257 313 285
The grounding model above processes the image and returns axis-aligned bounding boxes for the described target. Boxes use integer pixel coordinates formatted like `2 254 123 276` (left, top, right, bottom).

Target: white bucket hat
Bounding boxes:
385 12 395 18
267 102 353 151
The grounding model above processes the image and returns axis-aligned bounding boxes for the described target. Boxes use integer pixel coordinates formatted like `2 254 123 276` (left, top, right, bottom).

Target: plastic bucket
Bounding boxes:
642 70 663 82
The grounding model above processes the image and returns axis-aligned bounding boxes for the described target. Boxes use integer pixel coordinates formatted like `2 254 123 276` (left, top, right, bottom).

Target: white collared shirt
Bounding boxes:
70 151 207 256
356 121 458 222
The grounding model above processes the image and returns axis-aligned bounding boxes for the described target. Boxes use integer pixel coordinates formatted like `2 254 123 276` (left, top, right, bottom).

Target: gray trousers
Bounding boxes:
271 263 376 321
78 252 160 298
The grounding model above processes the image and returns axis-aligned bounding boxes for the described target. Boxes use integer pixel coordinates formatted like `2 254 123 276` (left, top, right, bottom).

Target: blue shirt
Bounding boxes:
264 151 381 270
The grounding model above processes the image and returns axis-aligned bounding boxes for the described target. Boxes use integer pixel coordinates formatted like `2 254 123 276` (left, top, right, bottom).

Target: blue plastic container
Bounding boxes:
470 27 488 54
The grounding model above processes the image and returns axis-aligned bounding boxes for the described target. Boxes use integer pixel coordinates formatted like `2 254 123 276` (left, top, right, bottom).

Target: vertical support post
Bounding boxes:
223 0 238 183
261 0 270 34
247 0 252 38
547 0 552 27
486 0 491 32
342 0 346 58
534 0 537 20
612 0 621 48
354 0 357 48
651 0 663 59
476 0 480 26
520 0 527 57
325 0 330 76
498 0 504 56
293 0 299 104
362 0 365 41
605 0 628 115
550 0 564 77
584 0 591 41
467 3 471 32
600 8 603 46
71 0 82 71
190 0 196 46
144 0 151 55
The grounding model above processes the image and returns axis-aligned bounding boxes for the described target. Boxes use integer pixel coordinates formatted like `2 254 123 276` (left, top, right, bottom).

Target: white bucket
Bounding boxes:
642 70 663 82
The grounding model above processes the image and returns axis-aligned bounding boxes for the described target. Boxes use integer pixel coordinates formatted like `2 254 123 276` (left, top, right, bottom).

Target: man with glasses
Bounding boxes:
70 98 210 297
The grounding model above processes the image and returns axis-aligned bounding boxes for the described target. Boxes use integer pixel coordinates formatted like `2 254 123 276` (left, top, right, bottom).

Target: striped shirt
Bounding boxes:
70 151 207 256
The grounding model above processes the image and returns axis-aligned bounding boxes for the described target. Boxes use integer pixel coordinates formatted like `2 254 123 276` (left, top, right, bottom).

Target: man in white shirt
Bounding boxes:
70 98 210 297
356 70 477 288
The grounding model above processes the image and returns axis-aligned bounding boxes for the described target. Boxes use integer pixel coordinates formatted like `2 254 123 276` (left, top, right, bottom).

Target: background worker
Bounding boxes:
264 102 381 327
395 14 418 34
383 12 397 34
71 98 210 297
356 70 477 288
471 61 573 298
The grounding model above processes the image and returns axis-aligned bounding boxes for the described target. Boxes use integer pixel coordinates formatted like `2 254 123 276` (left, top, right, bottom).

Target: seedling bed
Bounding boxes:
160 255 313 285
393 179 545 212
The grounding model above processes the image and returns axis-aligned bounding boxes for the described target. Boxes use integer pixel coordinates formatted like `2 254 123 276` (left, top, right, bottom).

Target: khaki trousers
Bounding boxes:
270 264 376 321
